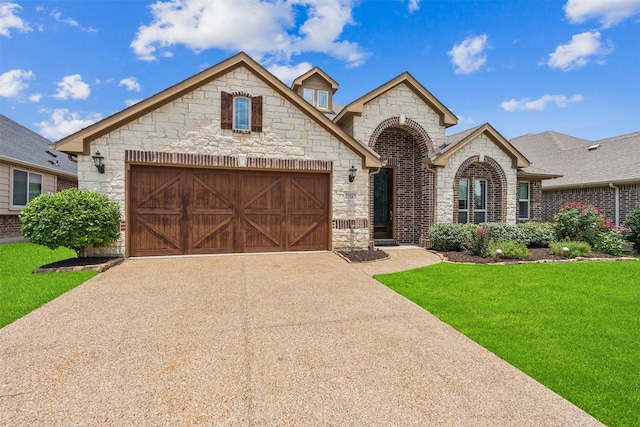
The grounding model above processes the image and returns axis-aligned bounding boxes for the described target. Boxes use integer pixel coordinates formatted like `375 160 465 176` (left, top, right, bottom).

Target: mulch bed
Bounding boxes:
337 249 390 263
39 257 121 269
442 247 617 264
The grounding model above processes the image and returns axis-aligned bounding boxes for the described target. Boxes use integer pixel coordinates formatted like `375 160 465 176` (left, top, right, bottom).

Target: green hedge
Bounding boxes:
429 222 556 251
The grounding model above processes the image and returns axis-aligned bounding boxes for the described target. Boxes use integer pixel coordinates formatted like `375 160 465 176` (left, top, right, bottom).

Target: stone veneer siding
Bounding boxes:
542 184 640 224
77 66 369 256
436 134 518 224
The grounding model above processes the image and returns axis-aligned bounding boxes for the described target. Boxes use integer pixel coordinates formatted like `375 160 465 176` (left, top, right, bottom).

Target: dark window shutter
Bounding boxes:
221 91 232 129
251 96 263 132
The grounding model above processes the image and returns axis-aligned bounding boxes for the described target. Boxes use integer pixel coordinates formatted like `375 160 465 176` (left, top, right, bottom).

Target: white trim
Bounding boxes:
233 96 251 131
518 181 530 220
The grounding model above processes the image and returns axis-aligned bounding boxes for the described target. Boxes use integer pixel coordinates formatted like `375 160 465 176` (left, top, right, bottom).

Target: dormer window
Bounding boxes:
303 88 314 105
317 90 328 109
292 67 338 113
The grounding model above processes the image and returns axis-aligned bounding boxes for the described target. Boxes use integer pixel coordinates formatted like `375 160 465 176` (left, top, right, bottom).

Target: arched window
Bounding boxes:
234 97 250 131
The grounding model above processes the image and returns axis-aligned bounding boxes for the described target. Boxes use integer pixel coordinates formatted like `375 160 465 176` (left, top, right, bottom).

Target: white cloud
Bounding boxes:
53 74 91 100
448 34 490 75
408 0 420 12
36 109 102 140
500 94 584 111
119 77 142 92
130 0 367 67
267 62 313 84
124 98 142 107
28 93 42 102
548 31 612 71
0 2 32 37
564 0 640 28
51 9 78 27
0 69 34 97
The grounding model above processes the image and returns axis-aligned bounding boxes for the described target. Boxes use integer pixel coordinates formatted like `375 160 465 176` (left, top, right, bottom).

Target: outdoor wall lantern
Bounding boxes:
91 151 105 174
348 165 357 183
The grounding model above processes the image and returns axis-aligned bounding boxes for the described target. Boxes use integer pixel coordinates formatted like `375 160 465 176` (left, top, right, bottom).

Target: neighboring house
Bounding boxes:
0 114 78 242
54 52 552 257
512 131 640 226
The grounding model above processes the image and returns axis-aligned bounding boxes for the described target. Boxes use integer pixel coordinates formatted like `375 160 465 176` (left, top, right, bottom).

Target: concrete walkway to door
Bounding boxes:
0 248 602 425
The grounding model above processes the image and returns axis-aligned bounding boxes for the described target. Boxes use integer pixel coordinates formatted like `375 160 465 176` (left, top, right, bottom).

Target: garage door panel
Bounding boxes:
133 214 183 256
243 213 283 251
130 166 328 256
190 214 235 254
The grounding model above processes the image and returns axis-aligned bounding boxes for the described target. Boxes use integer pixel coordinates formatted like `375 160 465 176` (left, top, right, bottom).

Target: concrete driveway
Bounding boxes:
0 248 602 425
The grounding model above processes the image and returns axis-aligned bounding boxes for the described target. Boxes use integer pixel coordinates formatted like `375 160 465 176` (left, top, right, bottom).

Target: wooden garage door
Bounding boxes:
129 165 329 256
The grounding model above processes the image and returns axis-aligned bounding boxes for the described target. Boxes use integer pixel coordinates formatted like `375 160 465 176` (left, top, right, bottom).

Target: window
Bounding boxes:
12 169 42 208
233 97 250 131
474 179 487 224
220 92 262 132
518 181 530 220
317 90 329 109
303 88 314 105
458 178 469 223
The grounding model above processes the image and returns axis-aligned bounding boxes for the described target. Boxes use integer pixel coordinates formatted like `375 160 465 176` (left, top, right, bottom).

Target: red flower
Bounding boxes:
478 228 484 235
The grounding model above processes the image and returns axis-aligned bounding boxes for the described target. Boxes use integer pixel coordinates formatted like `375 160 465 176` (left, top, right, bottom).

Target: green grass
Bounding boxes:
376 261 640 427
0 243 97 328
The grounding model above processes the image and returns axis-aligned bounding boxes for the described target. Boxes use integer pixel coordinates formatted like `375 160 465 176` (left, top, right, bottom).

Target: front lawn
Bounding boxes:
0 243 97 328
376 261 640 427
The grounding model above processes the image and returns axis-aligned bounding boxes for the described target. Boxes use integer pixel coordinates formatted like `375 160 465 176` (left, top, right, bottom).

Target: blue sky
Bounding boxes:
1 0 639 142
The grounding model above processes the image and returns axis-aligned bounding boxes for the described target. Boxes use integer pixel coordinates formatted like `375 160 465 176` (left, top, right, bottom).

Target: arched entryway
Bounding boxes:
368 117 434 247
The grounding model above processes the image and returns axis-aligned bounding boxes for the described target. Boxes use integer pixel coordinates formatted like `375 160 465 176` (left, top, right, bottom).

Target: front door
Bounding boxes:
373 168 394 239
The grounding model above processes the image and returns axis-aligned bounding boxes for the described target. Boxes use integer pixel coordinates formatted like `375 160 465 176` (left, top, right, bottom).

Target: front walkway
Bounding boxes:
0 250 602 425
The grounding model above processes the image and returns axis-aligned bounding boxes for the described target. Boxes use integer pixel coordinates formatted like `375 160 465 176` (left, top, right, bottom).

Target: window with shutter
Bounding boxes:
251 96 262 132
221 92 233 129
221 92 262 133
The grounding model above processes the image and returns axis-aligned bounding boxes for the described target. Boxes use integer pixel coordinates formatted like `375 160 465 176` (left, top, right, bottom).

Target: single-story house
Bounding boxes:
54 52 554 257
512 131 640 226
0 114 78 242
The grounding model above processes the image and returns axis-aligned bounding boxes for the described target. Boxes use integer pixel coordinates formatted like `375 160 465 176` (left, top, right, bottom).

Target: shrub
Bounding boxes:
553 202 604 246
594 230 627 256
467 227 491 257
429 223 477 251
623 203 640 251
515 222 556 248
550 240 592 258
480 222 520 243
489 240 530 260
21 189 121 256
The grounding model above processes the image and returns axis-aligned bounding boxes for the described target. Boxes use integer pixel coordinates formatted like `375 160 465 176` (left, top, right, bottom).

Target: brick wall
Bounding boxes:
371 126 433 245
542 184 640 224
0 215 21 239
57 177 78 192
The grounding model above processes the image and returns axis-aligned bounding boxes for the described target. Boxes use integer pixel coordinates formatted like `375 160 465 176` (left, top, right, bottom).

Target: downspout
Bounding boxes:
368 161 385 249
609 183 620 226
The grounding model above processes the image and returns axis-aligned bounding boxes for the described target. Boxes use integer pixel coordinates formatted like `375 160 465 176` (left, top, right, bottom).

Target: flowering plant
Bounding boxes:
466 227 491 257
553 202 607 246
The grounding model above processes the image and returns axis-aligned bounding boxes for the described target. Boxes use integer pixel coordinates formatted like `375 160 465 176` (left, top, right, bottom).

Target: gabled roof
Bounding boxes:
334 72 458 128
291 67 339 93
54 52 380 168
511 130 640 188
0 114 77 178
428 123 530 168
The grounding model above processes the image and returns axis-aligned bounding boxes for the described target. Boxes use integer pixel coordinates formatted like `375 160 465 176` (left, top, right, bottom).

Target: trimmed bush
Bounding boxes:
553 202 605 246
594 230 627 256
623 203 640 251
480 222 520 243
21 189 121 256
429 223 477 251
489 240 530 260
550 240 591 258
515 222 556 248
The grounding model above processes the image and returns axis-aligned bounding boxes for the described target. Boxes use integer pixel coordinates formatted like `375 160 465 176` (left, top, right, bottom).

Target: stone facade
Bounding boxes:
542 184 640 224
436 134 518 225
78 66 369 256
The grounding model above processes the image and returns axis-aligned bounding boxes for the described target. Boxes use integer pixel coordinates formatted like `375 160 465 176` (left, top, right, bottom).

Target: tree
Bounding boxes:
21 189 121 257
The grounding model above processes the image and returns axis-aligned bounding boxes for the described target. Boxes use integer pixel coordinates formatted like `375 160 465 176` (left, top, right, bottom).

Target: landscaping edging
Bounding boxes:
34 257 125 274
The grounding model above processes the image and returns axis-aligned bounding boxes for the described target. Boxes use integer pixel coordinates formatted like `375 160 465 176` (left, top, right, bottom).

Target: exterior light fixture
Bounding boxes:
91 151 105 174
562 246 570 257
348 165 357 183
495 248 503 259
